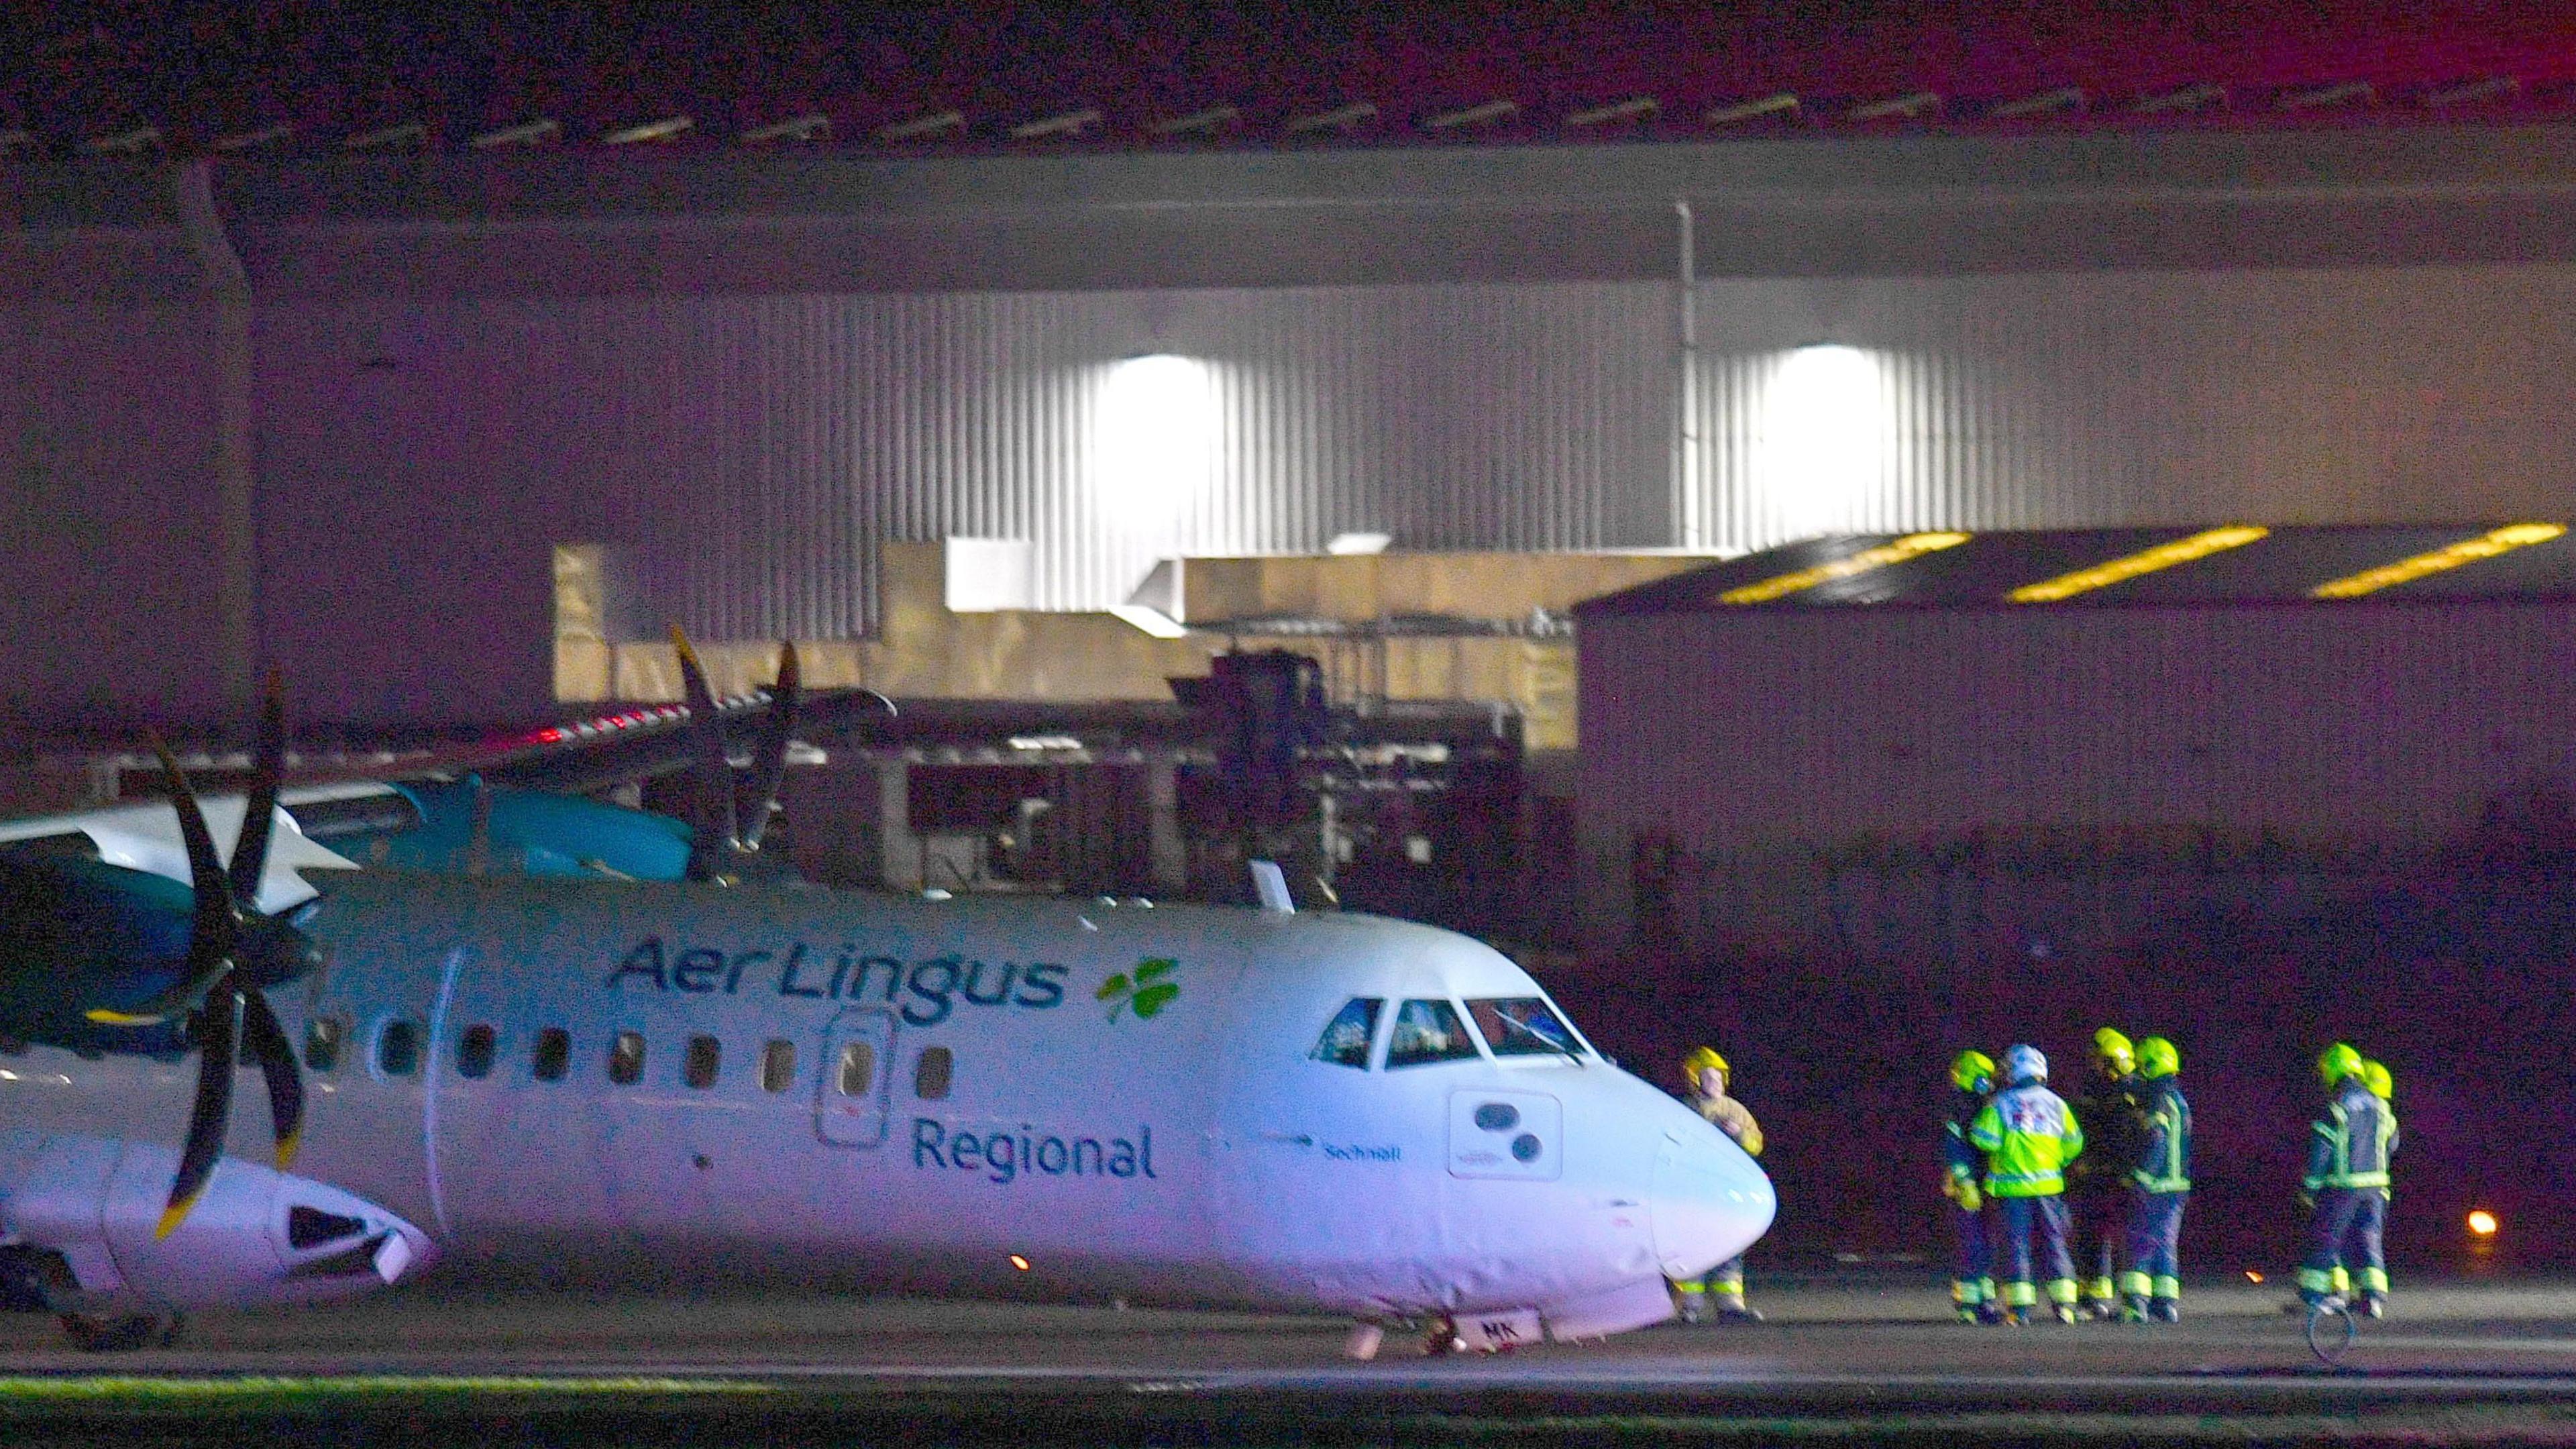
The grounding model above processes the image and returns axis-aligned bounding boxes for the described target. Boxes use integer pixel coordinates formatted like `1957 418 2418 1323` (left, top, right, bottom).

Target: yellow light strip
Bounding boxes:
1719 532 1972 605
2309 523 2568 600
2006 526 2270 603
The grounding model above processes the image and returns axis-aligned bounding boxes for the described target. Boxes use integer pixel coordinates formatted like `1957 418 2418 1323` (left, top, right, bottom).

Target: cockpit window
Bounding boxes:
1385 999 1481 1069
1309 998 1383 1068
1467 998 1584 1059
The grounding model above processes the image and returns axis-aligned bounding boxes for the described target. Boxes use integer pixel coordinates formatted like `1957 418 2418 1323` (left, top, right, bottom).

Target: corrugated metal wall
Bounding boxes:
1579 600 2576 953
1690 266 2576 555
0 286 224 724
21 243 2576 725
248 282 1673 720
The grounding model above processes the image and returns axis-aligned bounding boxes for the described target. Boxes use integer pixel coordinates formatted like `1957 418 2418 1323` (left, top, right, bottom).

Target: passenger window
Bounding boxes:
1385 1000 1481 1069
608 1030 645 1086
1309 998 1383 1069
1467 998 1582 1058
684 1034 721 1089
914 1046 953 1100
303 1016 346 1073
532 1028 570 1082
835 1042 874 1097
761 1039 796 1093
375 1020 422 1077
457 1024 497 1079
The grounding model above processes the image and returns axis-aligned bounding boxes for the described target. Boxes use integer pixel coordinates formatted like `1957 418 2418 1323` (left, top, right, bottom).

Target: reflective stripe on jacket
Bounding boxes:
1968 1083 2084 1197
2304 1079 2396 1191
2131 1079 2192 1193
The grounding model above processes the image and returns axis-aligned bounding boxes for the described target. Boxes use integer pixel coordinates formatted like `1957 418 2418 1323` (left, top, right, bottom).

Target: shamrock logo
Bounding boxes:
1097 957 1179 1022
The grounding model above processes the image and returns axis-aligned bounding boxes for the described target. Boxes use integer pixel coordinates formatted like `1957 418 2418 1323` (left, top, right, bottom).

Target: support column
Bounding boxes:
1672 197 1703 553
173 160 256 711
874 756 920 890
1146 752 1185 894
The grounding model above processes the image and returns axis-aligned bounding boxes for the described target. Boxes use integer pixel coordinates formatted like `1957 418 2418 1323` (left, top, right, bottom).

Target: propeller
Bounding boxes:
84 672 322 1237
669 628 807 883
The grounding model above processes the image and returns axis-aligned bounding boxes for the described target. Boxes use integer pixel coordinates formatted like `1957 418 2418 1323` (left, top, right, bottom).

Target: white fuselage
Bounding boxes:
0 871 1771 1339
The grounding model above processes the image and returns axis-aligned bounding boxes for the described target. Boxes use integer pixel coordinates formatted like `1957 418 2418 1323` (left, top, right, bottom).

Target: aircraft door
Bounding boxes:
814 1008 896 1148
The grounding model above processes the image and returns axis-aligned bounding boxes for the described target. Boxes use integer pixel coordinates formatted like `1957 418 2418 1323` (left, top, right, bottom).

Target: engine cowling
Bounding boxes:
0 1133 431 1314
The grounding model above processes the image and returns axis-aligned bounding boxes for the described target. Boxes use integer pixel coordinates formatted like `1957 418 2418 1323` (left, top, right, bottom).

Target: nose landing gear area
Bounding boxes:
5 1279 2576 1440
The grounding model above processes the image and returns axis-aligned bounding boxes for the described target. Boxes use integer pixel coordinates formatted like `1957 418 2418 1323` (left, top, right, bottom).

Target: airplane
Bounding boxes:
0 665 1773 1357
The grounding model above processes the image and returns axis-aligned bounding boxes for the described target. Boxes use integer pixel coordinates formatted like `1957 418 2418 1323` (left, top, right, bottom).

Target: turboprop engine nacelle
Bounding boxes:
0 1134 431 1314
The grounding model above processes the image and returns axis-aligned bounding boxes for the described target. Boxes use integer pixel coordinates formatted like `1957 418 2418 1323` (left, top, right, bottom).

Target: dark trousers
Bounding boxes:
1996 1193 2076 1310
1951 1203 1994 1307
2072 1187 2125 1302
2122 1190 2187 1301
2299 1187 2388 1303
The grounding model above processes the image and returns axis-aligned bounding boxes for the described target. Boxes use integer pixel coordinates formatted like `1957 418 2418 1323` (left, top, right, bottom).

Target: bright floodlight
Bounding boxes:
2469 1209 2500 1236
1766 343 1883 537
1099 354 1216 521
1326 532 1393 555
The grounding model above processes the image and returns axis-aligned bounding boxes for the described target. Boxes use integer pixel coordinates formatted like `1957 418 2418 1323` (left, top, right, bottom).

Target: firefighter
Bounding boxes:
1943 1050 2002 1324
2069 1026 2145 1320
1970 1044 2086 1324
1672 1046 1765 1323
2121 1035 2192 1322
2298 1042 2397 1318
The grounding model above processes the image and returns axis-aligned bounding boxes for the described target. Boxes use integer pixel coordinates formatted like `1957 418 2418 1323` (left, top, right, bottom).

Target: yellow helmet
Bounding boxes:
2318 1042 2365 1085
2092 1027 2136 1075
2137 1036 2180 1079
1682 1046 1729 1083
1949 1049 1996 1093
2361 1059 2392 1100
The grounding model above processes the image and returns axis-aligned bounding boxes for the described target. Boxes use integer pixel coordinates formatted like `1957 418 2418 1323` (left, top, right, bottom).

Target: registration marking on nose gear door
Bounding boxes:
1447 1091 1562 1180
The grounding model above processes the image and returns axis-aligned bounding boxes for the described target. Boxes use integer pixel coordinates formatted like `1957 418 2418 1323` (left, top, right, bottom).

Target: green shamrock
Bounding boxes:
1095 958 1180 1022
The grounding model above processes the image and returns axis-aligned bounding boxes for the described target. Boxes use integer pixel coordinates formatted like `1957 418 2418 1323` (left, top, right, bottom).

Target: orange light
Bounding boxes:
2243 1270 2265 1283
1009 1254 1032 1271
2469 1210 2500 1238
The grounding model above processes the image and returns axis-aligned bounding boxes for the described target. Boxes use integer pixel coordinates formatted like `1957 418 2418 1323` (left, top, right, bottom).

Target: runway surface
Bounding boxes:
9 1275 2576 1442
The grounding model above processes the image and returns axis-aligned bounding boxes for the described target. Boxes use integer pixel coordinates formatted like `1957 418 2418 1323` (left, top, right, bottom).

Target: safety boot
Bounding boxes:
2358 1294 2385 1320
2120 1295 2150 1324
2149 1298 2181 1324
2051 1303 2080 1325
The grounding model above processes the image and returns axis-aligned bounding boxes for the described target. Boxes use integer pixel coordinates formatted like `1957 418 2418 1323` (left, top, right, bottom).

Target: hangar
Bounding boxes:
11 8 2576 735
1578 523 2576 959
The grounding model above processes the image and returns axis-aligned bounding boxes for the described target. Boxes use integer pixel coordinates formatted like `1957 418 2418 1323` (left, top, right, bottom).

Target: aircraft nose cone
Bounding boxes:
1649 1122 1776 1283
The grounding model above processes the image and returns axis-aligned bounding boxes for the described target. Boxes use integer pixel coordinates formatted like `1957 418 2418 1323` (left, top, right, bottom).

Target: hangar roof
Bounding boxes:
1578 524 2576 616
1 2 2569 158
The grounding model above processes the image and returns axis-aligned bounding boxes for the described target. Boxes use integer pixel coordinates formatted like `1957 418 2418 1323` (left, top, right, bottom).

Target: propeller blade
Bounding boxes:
225 667 285 911
239 988 305 1170
737 641 800 851
157 984 241 1239
670 625 738 881
87 734 239 1026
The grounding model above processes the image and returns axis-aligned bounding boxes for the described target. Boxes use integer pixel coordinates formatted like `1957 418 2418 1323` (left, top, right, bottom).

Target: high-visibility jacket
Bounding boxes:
1969 1083 2085 1197
2131 1078 2192 1193
2304 1078 2396 1192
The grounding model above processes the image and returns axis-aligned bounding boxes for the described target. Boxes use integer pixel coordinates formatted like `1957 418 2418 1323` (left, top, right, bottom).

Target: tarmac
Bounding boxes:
8 1274 2576 1444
